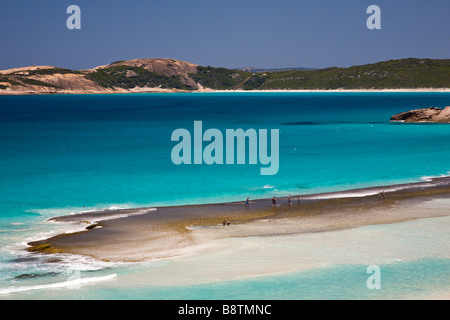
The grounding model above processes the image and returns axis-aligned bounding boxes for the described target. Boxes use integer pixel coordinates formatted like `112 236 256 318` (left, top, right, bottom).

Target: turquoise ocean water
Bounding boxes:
0 92 449 299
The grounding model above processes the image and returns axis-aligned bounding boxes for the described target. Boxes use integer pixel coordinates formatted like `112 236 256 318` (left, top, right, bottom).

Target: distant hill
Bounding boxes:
0 58 449 94
236 67 317 73
251 58 450 90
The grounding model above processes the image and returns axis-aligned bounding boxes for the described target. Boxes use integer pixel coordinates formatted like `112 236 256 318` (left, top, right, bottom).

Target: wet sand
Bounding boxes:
27 177 450 262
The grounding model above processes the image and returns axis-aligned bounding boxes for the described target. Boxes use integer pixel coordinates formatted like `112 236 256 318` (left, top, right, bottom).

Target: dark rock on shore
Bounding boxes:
15 272 59 280
391 106 450 123
86 223 99 230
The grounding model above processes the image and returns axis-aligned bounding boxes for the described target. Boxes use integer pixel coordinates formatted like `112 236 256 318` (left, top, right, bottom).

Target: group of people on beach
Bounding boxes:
244 195 302 208
228 190 386 226
252 191 386 208
272 195 300 207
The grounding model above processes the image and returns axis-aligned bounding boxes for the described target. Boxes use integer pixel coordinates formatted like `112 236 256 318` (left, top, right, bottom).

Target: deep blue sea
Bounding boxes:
1 92 450 299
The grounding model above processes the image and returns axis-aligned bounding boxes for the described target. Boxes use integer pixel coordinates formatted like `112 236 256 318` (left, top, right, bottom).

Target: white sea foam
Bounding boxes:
86 208 156 223
0 273 117 295
16 221 87 248
9 222 25 226
4 205 156 277
420 172 450 182
26 204 134 217
300 177 443 201
26 204 157 225
301 188 392 200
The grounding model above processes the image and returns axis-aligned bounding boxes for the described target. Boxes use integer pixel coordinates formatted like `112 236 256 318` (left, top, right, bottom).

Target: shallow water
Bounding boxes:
2 215 449 299
1 92 450 299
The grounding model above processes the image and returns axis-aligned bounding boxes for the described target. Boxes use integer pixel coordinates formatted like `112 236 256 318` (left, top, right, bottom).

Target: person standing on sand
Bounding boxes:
246 197 250 207
288 195 291 205
272 197 276 207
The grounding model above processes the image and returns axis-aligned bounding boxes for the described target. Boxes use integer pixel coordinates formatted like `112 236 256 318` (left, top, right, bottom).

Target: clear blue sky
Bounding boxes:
1 0 449 70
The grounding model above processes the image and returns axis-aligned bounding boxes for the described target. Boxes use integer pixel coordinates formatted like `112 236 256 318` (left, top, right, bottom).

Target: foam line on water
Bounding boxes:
0 273 117 295
297 176 450 201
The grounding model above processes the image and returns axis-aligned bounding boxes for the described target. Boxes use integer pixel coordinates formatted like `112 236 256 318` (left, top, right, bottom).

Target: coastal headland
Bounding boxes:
1 58 450 95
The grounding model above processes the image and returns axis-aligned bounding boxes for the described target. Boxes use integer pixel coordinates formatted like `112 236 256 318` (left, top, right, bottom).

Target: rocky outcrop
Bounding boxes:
85 223 99 230
391 107 450 123
0 58 202 95
98 58 200 88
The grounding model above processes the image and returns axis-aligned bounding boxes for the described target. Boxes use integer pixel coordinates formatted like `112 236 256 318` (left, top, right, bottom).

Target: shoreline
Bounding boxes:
206 88 450 93
27 177 450 263
2 88 450 96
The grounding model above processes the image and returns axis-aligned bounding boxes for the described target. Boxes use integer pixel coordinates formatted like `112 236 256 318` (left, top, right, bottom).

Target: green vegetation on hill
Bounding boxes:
0 76 21 86
1 73 60 89
248 58 450 90
26 68 81 76
17 78 60 88
188 59 450 90
188 66 251 90
85 65 193 90
1 75 59 88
